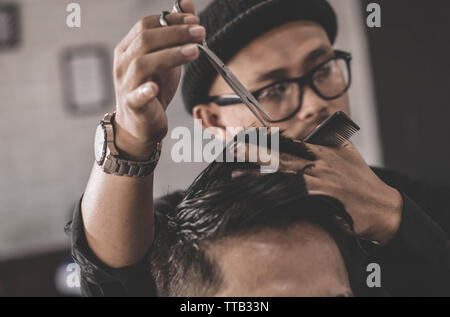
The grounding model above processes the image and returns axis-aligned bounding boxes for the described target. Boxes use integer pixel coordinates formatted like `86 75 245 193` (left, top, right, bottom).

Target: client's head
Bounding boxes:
151 139 368 297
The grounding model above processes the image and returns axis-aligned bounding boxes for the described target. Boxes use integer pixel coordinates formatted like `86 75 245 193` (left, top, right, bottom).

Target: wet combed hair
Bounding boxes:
150 134 368 296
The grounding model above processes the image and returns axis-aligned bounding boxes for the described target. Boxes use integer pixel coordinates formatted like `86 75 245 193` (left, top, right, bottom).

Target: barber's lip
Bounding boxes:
301 115 330 138
291 114 331 141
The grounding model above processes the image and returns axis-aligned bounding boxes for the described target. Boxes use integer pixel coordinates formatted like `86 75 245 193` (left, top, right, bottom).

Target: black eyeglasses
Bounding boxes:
207 50 352 123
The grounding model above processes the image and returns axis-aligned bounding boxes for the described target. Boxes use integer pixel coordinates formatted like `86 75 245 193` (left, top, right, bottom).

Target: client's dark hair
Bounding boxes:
150 134 369 296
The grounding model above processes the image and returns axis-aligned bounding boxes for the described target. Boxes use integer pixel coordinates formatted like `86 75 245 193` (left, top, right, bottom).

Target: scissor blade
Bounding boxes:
197 45 272 122
172 0 271 124
221 69 272 120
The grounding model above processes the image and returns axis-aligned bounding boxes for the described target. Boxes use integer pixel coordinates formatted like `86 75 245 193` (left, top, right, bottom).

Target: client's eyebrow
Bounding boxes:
252 45 333 85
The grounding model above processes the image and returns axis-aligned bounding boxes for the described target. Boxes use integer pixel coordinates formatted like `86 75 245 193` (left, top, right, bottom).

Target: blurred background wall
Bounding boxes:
0 0 212 263
362 0 450 186
0 0 448 295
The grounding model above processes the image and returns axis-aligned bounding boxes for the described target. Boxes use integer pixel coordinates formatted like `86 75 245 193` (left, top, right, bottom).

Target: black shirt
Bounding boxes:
65 168 450 296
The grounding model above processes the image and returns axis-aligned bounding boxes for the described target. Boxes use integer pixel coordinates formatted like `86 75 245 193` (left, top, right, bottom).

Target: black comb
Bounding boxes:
303 111 360 147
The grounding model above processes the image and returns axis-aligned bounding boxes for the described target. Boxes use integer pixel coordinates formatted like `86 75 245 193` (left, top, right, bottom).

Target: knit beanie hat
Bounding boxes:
181 0 338 114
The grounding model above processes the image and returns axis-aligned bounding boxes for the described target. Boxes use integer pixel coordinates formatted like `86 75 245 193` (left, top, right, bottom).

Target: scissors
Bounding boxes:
171 0 272 126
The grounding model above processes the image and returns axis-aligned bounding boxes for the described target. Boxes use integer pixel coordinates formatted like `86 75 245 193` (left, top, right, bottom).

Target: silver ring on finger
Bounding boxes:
173 0 183 13
297 164 315 176
159 11 171 27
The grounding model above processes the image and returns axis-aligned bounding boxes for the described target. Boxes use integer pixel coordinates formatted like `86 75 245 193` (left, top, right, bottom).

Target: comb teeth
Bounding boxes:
332 124 359 145
303 112 360 147
335 125 358 144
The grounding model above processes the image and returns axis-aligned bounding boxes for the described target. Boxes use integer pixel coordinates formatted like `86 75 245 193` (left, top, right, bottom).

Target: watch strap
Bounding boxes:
103 142 162 178
103 154 157 178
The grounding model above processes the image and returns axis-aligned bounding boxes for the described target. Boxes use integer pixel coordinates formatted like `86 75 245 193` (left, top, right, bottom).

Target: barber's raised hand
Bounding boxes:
113 0 204 161
236 140 403 245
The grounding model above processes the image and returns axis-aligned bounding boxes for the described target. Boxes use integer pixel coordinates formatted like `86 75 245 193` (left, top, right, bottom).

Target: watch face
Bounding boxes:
94 124 107 165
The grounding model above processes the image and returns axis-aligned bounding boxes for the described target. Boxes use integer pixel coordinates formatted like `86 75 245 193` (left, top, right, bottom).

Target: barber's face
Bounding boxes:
211 222 353 297
193 20 350 141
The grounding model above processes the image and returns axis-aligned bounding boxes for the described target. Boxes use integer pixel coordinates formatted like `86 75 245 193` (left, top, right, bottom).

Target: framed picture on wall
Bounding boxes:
60 45 113 115
0 3 20 49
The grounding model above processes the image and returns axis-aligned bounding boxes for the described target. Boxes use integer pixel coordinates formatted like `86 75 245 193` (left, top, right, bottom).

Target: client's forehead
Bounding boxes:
210 222 352 297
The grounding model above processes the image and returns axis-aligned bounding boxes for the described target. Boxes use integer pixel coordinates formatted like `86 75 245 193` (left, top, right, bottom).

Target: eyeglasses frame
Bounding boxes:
207 50 353 123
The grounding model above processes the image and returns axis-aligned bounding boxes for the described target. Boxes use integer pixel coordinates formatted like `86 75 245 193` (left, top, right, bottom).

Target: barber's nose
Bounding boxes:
297 86 330 121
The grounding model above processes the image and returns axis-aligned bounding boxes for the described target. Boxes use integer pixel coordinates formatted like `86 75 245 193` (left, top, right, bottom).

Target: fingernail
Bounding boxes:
189 25 205 37
141 84 154 96
181 44 198 56
184 15 199 24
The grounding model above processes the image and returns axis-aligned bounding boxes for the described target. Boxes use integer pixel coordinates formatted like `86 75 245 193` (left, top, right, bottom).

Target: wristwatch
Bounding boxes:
94 112 162 178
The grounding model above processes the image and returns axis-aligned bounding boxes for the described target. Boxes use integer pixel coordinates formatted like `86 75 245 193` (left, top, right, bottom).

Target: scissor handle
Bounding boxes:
173 0 184 13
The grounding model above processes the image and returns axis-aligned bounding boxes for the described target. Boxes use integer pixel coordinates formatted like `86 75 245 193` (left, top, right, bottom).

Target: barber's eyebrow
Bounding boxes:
252 45 333 85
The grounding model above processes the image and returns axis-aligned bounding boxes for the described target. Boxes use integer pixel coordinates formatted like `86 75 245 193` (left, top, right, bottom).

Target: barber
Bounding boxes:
66 0 450 296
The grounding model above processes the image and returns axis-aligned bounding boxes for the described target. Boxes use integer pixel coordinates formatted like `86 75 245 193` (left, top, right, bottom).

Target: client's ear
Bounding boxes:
193 104 226 133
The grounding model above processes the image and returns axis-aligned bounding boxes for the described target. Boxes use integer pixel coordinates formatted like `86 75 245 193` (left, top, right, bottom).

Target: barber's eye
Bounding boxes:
314 61 334 81
259 82 290 100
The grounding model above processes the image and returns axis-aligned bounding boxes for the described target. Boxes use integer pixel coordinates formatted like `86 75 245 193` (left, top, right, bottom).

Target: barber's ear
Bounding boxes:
192 104 225 130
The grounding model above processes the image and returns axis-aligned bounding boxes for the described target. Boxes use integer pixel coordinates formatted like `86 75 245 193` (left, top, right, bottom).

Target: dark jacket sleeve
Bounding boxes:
369 168 450 296
64 190 184 297
373 168 450 236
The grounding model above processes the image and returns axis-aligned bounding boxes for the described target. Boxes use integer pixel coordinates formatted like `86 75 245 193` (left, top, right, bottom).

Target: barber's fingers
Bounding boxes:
116 12 199 53
304 140 358 160
278 152 315 172
119 24 205 69
125 81 159 112
123 44 199 91
303 174 327 195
